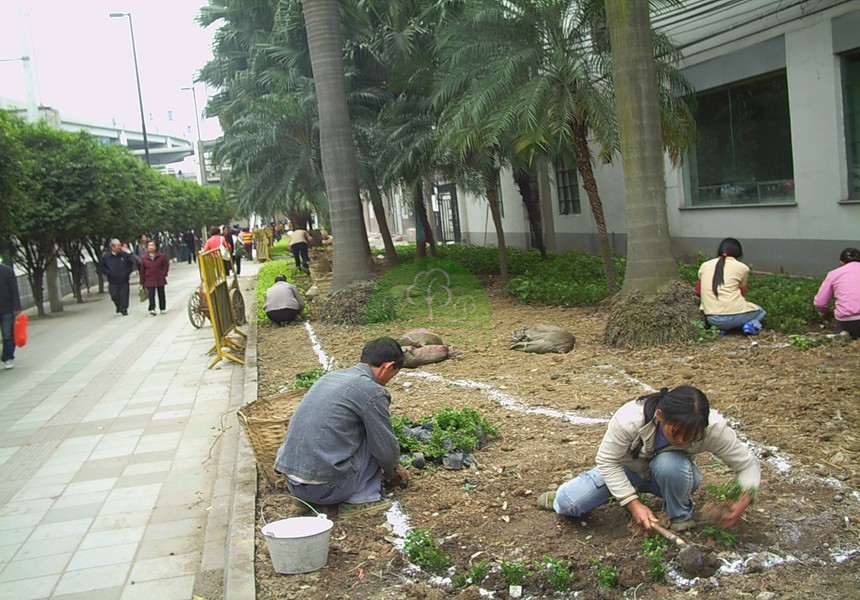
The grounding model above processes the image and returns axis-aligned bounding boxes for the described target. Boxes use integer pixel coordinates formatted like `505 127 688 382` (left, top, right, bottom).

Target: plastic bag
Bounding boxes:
14 313 28 348
139 284 148 302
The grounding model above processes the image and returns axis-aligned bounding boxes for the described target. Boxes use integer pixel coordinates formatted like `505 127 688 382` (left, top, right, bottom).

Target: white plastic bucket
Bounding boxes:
261 515 334 574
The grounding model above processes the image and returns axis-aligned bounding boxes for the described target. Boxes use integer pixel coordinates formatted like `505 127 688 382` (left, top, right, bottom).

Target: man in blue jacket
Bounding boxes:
98 239 135 315
0 262 21 369
275 337 409 516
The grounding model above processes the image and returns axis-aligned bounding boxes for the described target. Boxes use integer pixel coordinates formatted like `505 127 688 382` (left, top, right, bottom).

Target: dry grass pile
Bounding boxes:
317 280 378 325
603 281 701 348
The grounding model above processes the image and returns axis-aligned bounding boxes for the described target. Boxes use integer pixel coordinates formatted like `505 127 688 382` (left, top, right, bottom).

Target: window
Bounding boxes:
686 71 795 207
555 156 581 215
844 52 860 199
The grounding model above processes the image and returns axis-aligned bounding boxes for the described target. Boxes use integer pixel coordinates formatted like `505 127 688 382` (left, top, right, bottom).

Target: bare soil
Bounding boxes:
251 259 860 599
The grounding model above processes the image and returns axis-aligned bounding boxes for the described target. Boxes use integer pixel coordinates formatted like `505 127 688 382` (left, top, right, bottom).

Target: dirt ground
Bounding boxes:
250 258 860 599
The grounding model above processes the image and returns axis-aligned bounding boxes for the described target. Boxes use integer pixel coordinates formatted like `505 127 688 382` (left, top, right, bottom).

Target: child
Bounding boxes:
814 247 860 339
696 238 766 334
537 386 760 532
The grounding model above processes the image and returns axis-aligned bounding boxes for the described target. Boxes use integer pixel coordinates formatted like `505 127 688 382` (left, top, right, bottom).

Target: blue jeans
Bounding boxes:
706 307 766 331
553 451 702 522
0 312 13 363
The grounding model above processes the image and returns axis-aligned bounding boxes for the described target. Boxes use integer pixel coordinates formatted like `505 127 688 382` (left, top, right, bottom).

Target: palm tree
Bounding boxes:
602 0 697 347
436 0 694 294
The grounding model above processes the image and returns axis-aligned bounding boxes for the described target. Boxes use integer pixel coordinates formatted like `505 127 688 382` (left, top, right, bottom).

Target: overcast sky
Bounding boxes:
0 0 223 141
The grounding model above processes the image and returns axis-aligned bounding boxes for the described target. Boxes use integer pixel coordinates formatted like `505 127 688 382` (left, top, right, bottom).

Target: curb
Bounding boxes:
224 275 260 598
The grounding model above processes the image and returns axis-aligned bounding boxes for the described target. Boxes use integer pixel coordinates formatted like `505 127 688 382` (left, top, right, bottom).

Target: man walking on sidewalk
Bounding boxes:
0 262 21 369
99 239 135 315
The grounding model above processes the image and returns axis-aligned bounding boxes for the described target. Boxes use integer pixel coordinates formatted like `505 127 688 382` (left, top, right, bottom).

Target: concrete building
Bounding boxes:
367 1 860 275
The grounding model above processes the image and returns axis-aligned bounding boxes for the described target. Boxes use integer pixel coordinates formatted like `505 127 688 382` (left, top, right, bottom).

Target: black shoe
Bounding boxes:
121 311 129 316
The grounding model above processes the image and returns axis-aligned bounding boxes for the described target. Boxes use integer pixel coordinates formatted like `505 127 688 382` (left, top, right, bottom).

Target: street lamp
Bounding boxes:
110 12 151 166
181 85 207 184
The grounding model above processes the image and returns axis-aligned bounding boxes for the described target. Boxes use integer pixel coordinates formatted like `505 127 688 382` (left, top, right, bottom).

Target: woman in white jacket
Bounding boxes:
538 386 760 532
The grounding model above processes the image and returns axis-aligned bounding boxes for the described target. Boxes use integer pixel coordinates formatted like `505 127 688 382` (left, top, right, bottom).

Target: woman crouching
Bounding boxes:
538 386 760 532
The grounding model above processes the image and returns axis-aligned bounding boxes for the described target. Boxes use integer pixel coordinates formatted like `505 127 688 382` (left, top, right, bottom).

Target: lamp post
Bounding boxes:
110 12 151 166
181 85 206 184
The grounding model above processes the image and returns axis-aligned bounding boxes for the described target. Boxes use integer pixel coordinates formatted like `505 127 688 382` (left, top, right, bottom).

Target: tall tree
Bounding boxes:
602 0 698 347
303 0 373 290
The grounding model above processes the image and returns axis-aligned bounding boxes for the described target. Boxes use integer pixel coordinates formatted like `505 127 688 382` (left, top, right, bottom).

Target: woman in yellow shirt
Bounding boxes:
696 238 766 335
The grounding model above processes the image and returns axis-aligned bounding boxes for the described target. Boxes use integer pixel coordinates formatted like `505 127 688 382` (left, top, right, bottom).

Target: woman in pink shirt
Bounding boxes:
814 248 860 339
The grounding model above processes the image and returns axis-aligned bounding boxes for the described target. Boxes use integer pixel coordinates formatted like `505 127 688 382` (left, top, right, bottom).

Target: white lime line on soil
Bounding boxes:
303 321 336 371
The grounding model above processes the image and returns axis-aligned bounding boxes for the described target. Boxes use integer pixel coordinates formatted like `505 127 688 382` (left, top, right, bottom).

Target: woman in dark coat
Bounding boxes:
139 241 170 315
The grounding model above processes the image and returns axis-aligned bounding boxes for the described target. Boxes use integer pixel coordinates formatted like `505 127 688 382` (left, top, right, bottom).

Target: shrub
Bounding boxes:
255 261 310 323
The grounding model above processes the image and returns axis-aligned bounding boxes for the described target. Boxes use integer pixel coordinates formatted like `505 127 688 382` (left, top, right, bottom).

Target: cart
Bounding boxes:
188 275 246 329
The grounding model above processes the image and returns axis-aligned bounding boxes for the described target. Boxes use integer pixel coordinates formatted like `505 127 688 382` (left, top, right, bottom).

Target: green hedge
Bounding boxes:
269 238 291 257
392 245 824 333
255 261 311 322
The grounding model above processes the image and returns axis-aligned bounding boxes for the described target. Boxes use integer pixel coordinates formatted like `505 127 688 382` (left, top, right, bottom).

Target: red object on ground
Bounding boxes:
14 313 28 347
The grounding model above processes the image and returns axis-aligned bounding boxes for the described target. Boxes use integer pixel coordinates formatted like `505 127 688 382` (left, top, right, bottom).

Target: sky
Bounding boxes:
0 0 223 142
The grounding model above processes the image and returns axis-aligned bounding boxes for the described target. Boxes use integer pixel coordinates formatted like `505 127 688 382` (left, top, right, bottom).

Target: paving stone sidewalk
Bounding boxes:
0 260 258 600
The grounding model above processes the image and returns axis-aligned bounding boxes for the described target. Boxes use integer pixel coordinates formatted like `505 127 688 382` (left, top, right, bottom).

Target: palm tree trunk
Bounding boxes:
302 0 372 292
414 182 437 258
486 169 509 281
368 176 399 267
512 167 547 260
571 121 617 294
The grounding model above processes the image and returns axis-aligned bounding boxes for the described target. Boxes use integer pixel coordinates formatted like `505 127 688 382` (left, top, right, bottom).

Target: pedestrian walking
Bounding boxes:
98 239 135 315
184 229 197 264
289 228 311 274
139 241 170 315
0 262 22 370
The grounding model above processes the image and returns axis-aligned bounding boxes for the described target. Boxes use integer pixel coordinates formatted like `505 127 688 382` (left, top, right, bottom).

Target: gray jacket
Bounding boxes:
596 399 761 507
274 363 400 482
263 281 304 312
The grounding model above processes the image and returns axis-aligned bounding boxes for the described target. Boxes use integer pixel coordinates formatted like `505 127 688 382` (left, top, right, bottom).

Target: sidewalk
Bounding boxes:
0 259 259 599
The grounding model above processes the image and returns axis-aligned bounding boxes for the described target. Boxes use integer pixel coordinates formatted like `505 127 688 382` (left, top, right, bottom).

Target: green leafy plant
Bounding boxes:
788 334 827 348
404 528 451 574
637 493 656 511
587 558 618 588
535 556 575 592
288 368 326 390
642 536 668 582
705 481 744 502
500 560 531 587
701 525 738 547
690 319 721 343
393 407 499 460
452 559 489 587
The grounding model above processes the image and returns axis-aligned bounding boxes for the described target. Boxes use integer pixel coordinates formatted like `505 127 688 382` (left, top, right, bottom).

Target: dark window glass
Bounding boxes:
845 52 860 199
687 70 794 206
555 157 581 215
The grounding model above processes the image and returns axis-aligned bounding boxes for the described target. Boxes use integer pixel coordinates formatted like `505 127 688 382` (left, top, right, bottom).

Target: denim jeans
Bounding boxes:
0 312 14 363
705 307 766 331
553 451 702 521
285 437 383 506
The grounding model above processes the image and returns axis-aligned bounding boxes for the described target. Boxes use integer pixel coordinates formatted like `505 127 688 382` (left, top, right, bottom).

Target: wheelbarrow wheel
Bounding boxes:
188 290 206 329
231 288 246 325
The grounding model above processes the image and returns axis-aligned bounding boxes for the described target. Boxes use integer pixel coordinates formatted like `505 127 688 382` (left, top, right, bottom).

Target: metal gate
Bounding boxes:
433 183 461 243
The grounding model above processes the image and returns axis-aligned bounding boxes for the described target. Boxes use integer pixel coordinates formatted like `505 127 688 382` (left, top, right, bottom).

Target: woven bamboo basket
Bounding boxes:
237 388 306 487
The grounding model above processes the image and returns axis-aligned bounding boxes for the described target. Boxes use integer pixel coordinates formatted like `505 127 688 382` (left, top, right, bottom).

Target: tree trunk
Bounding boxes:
603 0 696 348
571 121 618 294
486 169 509 281
28 267 46 317
414 182 437 258
368 177 399 267
512 167 547 260
303 0 372 292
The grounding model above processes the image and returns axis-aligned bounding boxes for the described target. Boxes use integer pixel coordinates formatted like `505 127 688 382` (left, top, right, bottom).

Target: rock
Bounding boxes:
550 373 562 380
834 493 844 502
676 545 705 576
744 555 766 574
454 586 482 600
305 284 320 299
443 452 464 470
756 592 776 600
411 452 426 469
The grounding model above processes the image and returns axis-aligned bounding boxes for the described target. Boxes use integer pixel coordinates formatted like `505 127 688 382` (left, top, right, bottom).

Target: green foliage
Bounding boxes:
270 238 292 257
701 525 738 548
642 536 668 582
690 319 721 343
393 407 499 460
788 334 827 349
746 273 822 332
289 368 326 390
705 481 744 502
636 493 656 511
587 558 619 588
535 556 575 592
255 261 310 322
500 560 531 587
403 528 451 574
452 559 489 588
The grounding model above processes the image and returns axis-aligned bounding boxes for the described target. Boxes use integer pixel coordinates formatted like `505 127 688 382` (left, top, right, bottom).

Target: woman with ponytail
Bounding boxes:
537 386 760 532
814 247 860 339
696 238 766 334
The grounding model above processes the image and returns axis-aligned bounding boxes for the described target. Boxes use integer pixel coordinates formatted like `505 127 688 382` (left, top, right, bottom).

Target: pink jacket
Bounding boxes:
814 261 860 321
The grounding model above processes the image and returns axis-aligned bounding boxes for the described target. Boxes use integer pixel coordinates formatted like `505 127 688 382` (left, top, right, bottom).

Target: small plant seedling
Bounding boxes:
587 558 618 588
500 560 531 587
705 481 744 502
289 368 327 389
536 556 575 592
637 493 656 511
788 334 827 349
691 319 720 342
403 528 451 574
702 525 738 547
453 559 489 587
642 536 668 582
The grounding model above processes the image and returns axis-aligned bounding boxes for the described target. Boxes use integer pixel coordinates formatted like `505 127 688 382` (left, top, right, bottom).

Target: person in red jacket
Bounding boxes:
139 241 170 315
